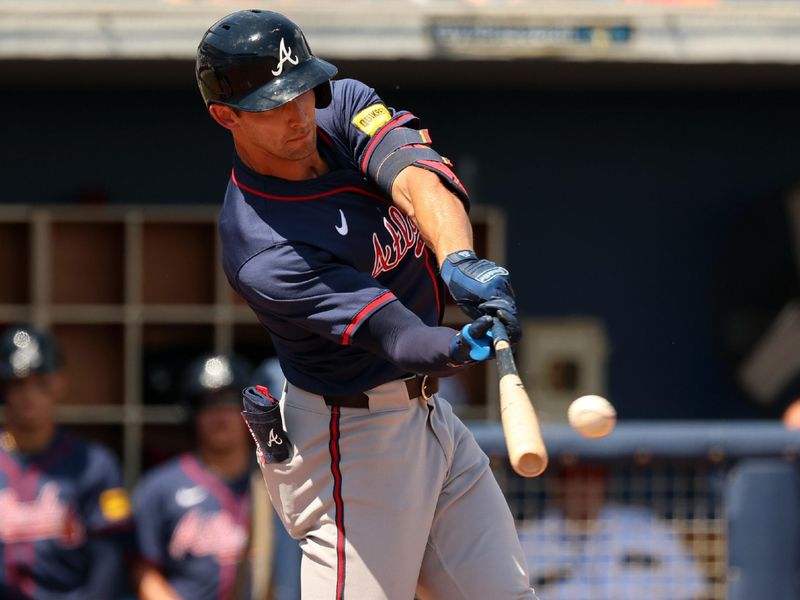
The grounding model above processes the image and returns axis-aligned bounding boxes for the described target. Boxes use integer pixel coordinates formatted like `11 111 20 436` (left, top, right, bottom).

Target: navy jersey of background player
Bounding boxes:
0 429 131 599
133 452 251 600
220 78 468 395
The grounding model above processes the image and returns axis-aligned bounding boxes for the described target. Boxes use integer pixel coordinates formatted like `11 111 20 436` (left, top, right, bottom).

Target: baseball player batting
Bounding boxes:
197 10 537 599
0 325 131 599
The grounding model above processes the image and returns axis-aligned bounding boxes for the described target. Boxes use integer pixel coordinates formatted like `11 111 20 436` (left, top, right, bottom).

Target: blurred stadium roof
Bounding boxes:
4 0 800 64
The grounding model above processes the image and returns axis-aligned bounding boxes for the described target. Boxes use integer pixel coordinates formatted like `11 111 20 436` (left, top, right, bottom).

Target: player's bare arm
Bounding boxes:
371 120 518 340
391 165 474 267
132 562 182 600
391 164 521 342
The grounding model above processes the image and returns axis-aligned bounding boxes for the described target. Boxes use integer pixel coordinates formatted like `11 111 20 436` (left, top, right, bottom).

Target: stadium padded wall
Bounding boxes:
727 460 800 600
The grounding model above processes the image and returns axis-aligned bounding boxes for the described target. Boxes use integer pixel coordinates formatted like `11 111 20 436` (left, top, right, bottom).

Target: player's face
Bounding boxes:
226 90 318 162
195 404 248 452
3 374 61 431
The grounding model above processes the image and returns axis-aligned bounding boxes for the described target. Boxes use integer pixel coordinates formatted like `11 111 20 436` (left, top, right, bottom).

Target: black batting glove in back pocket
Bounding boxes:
242 386 293 464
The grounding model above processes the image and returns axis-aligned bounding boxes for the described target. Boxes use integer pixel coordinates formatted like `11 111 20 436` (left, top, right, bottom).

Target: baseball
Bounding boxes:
568 395 616 438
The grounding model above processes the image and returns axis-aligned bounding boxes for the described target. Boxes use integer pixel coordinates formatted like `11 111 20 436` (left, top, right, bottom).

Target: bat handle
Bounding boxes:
491 318 509 344
492 318 514 364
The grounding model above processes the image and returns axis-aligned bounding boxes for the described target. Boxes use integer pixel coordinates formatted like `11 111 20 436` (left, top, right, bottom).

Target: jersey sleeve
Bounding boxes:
236 242 397 345
316 78 415 169
132 473 169 565
80 444 132 535
317 78 469 206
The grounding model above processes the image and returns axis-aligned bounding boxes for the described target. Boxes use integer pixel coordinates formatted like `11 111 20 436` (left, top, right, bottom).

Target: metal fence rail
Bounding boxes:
469 421 800 600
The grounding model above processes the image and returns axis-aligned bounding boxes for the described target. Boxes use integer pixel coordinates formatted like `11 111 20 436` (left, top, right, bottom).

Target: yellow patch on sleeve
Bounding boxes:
351 104 391 136
99 488 131 522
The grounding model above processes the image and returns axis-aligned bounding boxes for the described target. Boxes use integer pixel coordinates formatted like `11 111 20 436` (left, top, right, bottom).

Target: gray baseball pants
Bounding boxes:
258 377 537 600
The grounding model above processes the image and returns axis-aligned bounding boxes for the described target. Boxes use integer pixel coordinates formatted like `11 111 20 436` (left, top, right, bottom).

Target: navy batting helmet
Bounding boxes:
0 325 61 380
180 353 251 412
196 9 338 112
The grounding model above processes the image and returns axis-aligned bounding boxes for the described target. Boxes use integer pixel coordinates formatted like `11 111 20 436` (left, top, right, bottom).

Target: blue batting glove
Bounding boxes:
478 297 521 345
448 315 495 365
440 250 521 343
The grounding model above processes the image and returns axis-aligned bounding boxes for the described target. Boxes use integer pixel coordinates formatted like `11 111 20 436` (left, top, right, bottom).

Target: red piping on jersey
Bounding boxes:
231 169 389 204
328 407 346 600
92 521 133 535
359 113 418 173
180 453 250 600
341 291 395 345
422 247 441 320
132 556 162 571
317 127 333 146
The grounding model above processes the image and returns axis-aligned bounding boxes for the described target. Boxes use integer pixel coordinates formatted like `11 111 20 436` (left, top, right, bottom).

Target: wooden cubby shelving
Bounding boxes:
0 204 506 485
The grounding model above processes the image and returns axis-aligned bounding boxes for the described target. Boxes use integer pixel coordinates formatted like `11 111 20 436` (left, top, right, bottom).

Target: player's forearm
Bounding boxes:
132 561 183 600
391 166 473 267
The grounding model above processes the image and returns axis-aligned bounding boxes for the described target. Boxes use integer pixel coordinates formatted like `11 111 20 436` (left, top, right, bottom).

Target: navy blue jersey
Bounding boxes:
0 429 131 599
132 453 251 600
219 78 451 395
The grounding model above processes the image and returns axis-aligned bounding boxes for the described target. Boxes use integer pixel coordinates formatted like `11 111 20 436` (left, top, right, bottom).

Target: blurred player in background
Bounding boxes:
0 324 131 599
518 464 708 600
198 9 534 599
132 353 278 600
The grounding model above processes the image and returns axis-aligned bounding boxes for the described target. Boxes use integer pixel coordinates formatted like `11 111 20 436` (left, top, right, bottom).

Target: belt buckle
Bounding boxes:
420 375 434 401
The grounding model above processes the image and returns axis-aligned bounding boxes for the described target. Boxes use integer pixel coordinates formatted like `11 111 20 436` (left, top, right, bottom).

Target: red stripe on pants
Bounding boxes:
329 406 346 599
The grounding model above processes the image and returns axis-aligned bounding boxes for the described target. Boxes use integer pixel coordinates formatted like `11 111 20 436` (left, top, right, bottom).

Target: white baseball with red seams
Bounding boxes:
568 395 617 438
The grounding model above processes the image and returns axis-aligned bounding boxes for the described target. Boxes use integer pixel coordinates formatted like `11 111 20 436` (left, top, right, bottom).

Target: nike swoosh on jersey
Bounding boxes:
175 485 208 508
336 209 348 236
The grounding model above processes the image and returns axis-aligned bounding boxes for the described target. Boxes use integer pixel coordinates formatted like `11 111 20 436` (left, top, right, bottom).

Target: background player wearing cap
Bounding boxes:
132 353 283 600
198 9 535 600
0 324 131 599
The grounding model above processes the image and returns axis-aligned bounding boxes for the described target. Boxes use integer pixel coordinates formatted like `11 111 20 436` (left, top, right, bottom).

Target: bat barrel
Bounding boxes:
514 451 548 478
493 318 549 478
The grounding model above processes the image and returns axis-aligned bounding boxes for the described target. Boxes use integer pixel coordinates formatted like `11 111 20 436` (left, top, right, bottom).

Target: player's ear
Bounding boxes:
208 104 240 130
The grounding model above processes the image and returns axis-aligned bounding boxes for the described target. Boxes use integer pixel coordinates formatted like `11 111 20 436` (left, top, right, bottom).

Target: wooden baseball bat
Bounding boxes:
248 469 275 600
492 320 548 477
233 469 274 600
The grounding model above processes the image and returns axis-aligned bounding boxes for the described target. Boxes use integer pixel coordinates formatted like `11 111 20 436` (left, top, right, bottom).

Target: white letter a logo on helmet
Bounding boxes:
272 38 299 76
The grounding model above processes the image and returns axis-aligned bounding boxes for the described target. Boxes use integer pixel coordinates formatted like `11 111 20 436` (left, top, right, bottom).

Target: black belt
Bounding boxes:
324 375 438 409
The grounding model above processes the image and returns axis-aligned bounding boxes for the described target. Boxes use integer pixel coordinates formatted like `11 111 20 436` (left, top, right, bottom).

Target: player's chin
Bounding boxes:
15 411 52 430
206 435 243 453
283 132 316 155
286 127 313 143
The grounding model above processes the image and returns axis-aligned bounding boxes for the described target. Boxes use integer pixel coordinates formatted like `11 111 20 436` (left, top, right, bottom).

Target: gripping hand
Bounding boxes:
441 250 521 343
448 315 494 365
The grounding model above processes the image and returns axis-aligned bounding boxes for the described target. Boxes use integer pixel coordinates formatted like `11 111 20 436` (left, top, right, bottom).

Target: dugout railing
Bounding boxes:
468 421 800 600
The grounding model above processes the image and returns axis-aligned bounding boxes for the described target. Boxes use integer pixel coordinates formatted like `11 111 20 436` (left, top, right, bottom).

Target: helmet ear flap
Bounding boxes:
314 81 332 109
